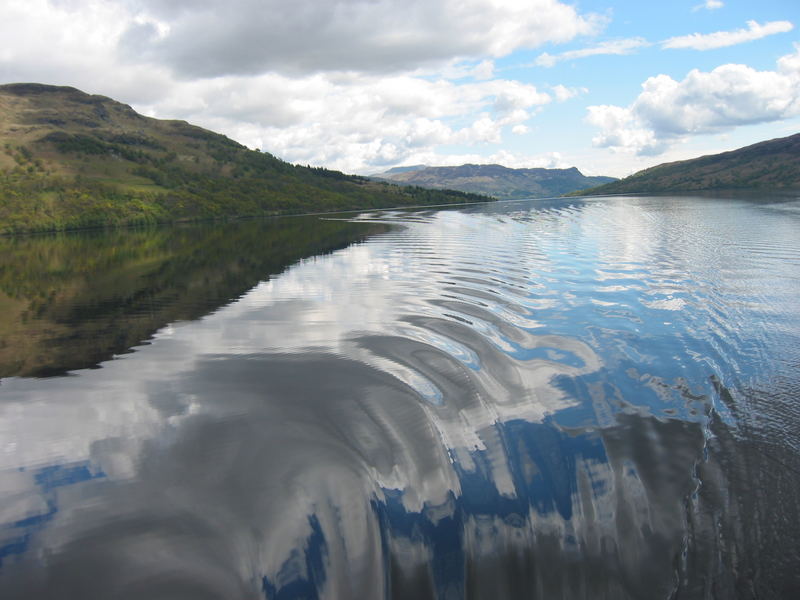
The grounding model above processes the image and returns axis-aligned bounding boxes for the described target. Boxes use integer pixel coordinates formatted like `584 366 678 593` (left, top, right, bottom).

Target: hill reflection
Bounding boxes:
1 196 799 599
0 217 384 378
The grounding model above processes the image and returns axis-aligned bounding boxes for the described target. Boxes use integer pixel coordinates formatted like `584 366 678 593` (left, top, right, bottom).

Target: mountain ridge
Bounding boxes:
574 133 800 196
0 83 490 234
373 163 616 199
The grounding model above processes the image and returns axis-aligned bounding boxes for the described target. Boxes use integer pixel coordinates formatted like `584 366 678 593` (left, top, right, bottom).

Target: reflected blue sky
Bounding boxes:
1 195 799 598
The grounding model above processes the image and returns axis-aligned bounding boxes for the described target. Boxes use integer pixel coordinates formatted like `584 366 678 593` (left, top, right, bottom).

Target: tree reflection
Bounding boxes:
0 218 384 377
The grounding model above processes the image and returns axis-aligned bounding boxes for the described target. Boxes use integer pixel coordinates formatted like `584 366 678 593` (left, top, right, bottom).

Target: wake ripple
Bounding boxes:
2 196 799 599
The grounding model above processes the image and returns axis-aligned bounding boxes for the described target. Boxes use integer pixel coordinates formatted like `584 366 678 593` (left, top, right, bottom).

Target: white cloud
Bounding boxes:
135 73 554 172
586 45 800 155
663 20 794 51
0 0 604 173
433 59 504 83
471 60 496 81
535 38 647 67
692 0 724 11
551 84 588 102
117 0 603 77
393 149 573 170
586 104 667 156
0 0 173 103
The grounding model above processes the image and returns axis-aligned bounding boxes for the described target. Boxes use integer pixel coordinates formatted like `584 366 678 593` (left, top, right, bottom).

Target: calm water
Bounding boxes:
0 195 799 599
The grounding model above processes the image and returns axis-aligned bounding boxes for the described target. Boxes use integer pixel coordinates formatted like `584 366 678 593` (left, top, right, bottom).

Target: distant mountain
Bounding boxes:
575 133 800 196
374 163 617 199
0 83 489 234
381 164 428 175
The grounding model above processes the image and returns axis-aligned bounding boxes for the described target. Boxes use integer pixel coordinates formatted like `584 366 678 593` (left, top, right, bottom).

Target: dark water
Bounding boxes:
0 195 799 599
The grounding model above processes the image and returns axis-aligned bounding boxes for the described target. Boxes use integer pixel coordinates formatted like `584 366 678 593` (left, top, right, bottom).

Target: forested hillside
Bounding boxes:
575 133 800 196
0 83 488 233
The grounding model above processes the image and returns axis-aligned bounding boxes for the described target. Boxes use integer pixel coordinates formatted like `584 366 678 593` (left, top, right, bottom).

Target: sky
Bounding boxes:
1 0 799 177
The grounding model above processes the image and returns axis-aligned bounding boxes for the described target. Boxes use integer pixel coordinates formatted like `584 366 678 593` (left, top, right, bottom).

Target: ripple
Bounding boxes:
2 196 800 598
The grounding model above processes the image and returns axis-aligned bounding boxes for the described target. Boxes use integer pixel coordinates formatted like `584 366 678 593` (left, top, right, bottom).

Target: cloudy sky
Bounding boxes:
2 0 798 177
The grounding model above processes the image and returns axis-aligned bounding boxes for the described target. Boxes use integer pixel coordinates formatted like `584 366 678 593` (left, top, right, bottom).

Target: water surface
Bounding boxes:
1 195 799 599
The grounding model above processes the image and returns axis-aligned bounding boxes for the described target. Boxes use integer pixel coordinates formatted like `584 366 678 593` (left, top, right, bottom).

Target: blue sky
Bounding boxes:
1 0 798 177
481 0 800 175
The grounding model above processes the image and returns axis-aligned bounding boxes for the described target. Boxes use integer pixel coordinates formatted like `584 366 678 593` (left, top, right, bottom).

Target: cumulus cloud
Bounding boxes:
471 60 496 81
135 73 553 172
692 0 724 11
586 45 800 155
118 0 603 77
663 20 794 51
534 38 647 67
551 84 588 102
0 0 173 103
392 149 572 170
0 0 605 172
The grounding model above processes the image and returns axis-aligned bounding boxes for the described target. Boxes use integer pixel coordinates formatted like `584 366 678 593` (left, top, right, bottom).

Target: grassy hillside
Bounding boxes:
575 133 800 196
374 163 616 199
0 83 489 233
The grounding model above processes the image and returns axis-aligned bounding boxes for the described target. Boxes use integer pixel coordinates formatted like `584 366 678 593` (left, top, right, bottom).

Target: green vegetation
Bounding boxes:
0 217 386 377
573 133 800 196
374 163 616 199
0 83 489 234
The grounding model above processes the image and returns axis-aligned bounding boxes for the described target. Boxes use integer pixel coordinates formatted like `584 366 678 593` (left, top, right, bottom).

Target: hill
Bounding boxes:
373 163 616 199
575 133 800 196
0 83 489 234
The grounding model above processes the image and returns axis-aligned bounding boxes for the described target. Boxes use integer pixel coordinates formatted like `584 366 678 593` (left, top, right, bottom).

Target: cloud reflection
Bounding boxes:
1 196 800 598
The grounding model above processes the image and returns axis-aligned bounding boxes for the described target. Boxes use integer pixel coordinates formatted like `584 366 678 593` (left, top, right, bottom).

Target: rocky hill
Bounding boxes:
374 163 616 199
0 83 488 233
576 133 800 196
